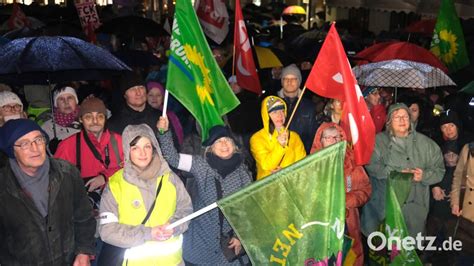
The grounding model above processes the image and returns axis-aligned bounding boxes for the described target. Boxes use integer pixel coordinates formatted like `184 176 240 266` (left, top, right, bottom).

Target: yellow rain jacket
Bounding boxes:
250 96 306 180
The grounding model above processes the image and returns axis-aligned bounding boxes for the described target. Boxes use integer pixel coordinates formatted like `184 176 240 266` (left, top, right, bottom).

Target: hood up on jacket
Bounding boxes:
311 122 355 177
122 124 171 185
260 95 287 135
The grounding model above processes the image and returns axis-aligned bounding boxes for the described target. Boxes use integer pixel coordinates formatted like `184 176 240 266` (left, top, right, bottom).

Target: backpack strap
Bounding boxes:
109 132 122 167
75 132 82 172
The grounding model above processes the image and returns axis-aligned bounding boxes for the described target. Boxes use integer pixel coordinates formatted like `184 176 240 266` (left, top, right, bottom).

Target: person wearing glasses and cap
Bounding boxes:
361 103 445 240
0 119 95 265
250 95 306 180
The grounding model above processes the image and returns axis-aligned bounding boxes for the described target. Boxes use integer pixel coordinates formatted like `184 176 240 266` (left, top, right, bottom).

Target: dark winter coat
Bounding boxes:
158 131 252 265
108 104 160 134
277 90 318 153
0 158 96 265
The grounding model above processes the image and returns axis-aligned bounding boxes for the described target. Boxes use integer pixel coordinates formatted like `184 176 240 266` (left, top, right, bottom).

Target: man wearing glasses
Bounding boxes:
277 64 318 153
0 119 95 265
55 97 123 196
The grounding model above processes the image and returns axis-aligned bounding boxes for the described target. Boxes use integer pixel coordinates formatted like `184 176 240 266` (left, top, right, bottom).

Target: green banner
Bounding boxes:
167 0 240 141
218 142 346 265
430 0 470 73
385 172 422 266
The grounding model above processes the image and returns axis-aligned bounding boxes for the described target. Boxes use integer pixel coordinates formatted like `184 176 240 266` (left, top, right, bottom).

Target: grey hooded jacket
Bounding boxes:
98 124 192 248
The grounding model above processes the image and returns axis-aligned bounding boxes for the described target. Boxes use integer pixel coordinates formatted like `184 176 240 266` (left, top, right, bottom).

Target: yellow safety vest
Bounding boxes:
108 170 183 266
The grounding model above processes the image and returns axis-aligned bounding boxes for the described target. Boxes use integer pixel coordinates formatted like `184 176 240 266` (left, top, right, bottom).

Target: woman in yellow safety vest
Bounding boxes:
98 123 193 266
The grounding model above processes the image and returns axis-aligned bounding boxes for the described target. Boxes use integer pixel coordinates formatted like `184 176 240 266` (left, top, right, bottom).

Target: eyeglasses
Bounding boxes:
283 77 298 83
2 104 22 112
82 113 106 122
13 136 47 150
322 135 341 142
392 115 410 122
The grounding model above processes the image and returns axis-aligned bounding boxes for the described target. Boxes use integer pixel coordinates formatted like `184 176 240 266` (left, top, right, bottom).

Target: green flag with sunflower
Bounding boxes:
166 0 240 141
430 0 470 73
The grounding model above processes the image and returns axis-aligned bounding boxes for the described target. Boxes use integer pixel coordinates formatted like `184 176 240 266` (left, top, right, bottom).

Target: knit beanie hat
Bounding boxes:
119 72 145 95
387 103 410 119
362 87 378 98
439 109 461 129
53 87 78 107
0 91 23 109
281 64 302 87
80 97 107 117
202 125 234 146
0 119 48 158
146 81 165 95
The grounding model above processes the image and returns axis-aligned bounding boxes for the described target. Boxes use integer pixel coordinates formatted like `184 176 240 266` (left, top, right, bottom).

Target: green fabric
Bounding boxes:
430 0 470 73
389 172 412 206
384 172 422 265
218 142 346 265
166 0 239 141
460 80 474 94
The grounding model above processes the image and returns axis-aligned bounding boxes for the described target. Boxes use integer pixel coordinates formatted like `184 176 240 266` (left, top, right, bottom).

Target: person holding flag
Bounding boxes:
157 116 252 265
361 103 445 239
250 96 306 180
311 122 371 266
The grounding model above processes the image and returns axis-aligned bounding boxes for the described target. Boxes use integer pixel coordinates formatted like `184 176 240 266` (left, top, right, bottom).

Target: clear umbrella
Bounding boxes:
352 59 456 89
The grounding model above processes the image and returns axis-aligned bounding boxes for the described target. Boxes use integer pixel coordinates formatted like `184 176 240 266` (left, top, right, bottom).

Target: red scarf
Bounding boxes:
53 107 80 127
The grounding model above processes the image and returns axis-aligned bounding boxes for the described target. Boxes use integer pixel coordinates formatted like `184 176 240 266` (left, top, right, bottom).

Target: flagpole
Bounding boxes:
162 89 169 117
166 202 218 230
284 85 307 131
232 43 236 77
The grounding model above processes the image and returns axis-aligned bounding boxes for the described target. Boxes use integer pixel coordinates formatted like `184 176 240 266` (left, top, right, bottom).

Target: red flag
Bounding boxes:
7 3 31 30
195 0 229 44
233 0 261 94
305 23 375 165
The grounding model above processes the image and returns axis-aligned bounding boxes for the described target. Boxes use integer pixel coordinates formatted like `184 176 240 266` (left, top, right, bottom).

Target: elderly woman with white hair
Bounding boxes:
41 86 81 142
361 103 445 239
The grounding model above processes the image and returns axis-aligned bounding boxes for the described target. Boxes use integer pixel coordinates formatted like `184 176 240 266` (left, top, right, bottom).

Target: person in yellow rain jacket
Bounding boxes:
98 124 192 266
250 95 306 180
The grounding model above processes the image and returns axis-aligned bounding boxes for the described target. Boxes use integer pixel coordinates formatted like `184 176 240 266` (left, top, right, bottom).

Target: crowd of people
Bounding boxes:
0 48 473 265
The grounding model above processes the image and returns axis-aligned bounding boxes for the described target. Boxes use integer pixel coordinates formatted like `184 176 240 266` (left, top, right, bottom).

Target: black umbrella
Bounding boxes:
95 15 167 38
112 49 162 68
0 36 131 85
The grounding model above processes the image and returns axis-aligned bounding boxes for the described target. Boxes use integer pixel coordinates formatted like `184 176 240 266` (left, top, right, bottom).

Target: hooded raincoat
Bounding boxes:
250 96 306 180
361 124 445 238
311 122 371 266
98 124 192 265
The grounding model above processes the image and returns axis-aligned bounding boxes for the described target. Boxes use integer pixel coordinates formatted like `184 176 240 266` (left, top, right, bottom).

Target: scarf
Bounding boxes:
53 106 80 127
206 152 242 178
131 153 162 180
10 157 50 217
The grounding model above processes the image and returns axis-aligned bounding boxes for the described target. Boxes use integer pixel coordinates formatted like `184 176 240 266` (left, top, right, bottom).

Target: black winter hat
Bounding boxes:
119 72 145 95
203 125 234 146
440 109 461 130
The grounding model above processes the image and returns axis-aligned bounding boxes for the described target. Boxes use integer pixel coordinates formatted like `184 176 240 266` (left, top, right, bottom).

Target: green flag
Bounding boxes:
167 0 239 141
384 172 422 266
430 0 470 73
218 142 346 265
